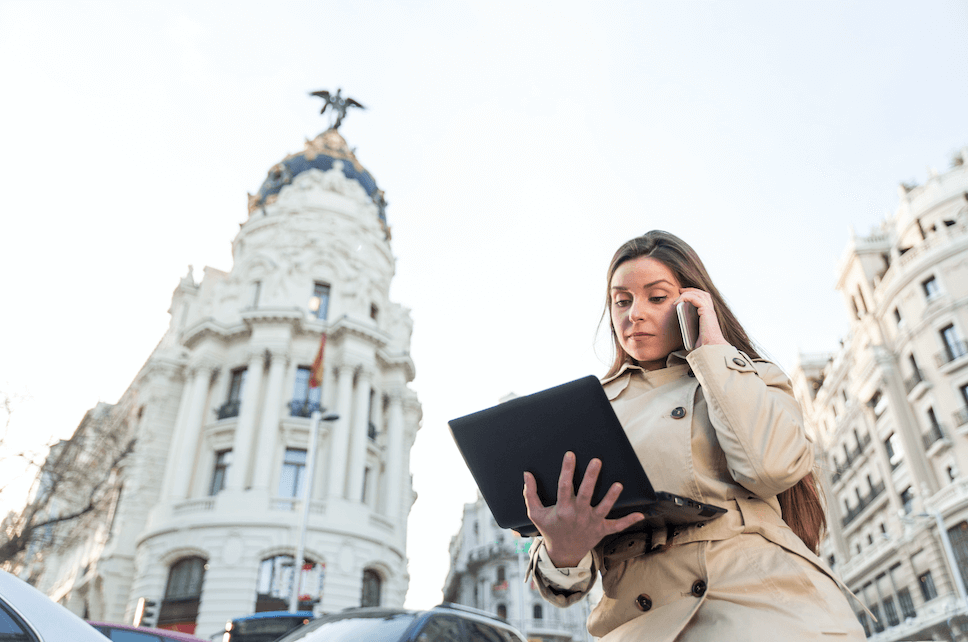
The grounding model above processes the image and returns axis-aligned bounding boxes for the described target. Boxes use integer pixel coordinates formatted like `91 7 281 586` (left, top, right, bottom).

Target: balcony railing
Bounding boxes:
216 400 241 420
842 481 886 527
922 423 946 450
955 407 968 429
904 370 924 394
289 399 321 418
937 341 968 367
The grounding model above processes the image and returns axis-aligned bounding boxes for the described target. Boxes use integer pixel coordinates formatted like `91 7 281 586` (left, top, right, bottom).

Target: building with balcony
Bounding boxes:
442 493 597 642
15 118 422 639
791 147 968 641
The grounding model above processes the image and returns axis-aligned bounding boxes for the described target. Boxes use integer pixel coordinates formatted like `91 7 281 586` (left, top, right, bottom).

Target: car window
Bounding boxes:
414 615 462 642
464 621 509 642
102 628 164 642
0 601 37 642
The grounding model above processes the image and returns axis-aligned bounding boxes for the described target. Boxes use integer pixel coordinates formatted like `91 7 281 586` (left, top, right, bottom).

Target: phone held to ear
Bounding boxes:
676 301 700 351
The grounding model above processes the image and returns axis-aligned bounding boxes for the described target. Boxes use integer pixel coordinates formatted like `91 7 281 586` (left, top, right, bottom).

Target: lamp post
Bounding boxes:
289 409 339 613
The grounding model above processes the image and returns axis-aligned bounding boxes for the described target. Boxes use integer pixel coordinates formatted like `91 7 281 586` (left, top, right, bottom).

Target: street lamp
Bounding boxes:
289 410 339 613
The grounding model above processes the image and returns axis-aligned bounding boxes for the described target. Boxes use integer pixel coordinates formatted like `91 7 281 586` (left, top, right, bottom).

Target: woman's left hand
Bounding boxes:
676 288 729 349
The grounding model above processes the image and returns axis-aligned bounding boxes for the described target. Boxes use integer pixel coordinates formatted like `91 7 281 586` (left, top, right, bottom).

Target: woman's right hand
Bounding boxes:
522 451 645 568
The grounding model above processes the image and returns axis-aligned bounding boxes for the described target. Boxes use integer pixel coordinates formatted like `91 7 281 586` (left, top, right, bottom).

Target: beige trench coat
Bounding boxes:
527 344 865 641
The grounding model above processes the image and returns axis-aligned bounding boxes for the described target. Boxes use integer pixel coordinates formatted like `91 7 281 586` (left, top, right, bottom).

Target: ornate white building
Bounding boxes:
443 493 598 642
19 122 422 638
792 147 968 640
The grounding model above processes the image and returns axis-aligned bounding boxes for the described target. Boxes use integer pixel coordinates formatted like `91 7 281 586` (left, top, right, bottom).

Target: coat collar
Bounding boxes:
600 350 691 400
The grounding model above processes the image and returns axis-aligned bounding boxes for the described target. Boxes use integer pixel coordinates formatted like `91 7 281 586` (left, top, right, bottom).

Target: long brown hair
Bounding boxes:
602 230 826 553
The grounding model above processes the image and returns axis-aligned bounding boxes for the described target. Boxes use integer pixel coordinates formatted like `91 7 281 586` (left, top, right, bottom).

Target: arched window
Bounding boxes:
158 557 206 633
533 603 543 619
361 569 382 607
257 555 324 612
496 604 507 620
496 566 506 583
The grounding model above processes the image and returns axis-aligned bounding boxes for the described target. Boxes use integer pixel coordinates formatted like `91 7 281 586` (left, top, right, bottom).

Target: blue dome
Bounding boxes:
248 129 387 227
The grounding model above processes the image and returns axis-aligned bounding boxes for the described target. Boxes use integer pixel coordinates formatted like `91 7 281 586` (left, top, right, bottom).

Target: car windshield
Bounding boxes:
275 612 417 642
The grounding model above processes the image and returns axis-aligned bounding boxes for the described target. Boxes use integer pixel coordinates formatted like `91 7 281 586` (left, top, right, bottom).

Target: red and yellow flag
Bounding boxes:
309 333 326 388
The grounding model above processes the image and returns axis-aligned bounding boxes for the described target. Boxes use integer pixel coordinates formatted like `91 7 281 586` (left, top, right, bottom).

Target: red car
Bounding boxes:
88 621 208 641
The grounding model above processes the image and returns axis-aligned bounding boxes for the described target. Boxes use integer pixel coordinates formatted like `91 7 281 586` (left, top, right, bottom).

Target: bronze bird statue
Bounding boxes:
310 88 365 130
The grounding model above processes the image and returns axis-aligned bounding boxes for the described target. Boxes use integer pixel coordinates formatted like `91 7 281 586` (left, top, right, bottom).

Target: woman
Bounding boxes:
523 231 865 641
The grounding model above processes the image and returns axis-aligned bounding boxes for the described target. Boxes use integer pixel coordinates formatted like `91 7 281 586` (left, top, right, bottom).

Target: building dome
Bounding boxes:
248 128 387 224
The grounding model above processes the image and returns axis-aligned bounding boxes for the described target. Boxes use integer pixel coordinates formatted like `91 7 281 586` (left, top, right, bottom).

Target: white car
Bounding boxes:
0 569 106 641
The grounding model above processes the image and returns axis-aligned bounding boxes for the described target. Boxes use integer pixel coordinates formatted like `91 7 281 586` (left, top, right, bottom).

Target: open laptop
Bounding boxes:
448 375 726 537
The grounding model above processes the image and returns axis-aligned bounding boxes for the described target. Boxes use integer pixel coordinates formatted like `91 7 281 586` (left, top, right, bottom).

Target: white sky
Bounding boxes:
0 0 966 611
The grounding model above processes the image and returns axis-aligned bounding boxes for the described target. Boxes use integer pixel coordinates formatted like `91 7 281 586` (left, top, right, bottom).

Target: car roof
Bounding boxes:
231 610 314 621
0 570 106 641
317 604 527 639
88 621 208 641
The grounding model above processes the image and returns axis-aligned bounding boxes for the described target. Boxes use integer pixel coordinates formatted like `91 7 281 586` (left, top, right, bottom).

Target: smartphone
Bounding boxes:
676 301 700 351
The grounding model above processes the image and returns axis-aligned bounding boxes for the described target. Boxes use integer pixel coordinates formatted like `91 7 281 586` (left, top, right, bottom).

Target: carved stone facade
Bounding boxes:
792 148 968 641
21 129 421 639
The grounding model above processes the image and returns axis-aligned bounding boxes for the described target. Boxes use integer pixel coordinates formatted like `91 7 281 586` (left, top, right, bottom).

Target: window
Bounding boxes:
883 596 899 626
362 466 371 503
370 303 379 320
918 571 938 601
496 604 507 620
856 611 871 637
948 521 968 590
898 587 916 619
361 569 382 607
209 450 232 496
218 367 247 419
533 603 543 619
419 616 462 642
159 557 205 630
290 366 321 417
923 276 941 300
309 282 330 320
868 603 884 632
278 449 307 498
941 324 967 362
251 280 262 308
0 600 33 640
257 555 324 611
885 433 903 469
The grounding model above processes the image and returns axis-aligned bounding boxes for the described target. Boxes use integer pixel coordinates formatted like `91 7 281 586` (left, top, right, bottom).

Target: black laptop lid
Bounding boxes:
448 375 660 532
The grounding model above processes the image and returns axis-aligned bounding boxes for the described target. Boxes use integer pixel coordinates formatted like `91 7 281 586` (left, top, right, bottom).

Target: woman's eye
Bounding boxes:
614 298 631 307
649 296 667 303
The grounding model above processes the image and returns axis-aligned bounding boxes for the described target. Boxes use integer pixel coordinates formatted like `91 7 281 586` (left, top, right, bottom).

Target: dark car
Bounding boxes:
272 603 527 642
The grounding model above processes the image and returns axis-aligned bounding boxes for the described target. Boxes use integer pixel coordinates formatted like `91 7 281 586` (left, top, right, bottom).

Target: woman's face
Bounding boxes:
609 256 684 370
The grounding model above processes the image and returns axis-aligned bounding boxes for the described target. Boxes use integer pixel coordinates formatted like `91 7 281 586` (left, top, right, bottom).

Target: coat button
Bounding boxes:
671 407 686 419
635 594 652 611
691 580 707 597
732 358 746 367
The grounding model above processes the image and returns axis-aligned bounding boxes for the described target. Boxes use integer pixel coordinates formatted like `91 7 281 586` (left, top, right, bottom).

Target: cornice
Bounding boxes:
327 314 390 348
240 307 307 328
376 349 416 382
181 318 248 349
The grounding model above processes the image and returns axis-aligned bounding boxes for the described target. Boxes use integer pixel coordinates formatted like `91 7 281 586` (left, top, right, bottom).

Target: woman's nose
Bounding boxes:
629 297 647 321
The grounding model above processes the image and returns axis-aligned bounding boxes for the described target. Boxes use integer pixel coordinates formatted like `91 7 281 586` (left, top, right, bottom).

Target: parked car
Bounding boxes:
222 611 314 642
89 620 208 641
271 603 528 642
0 569 106 641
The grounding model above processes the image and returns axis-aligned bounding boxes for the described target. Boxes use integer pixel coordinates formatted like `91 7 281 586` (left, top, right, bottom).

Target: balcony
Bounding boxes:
842 481 886 528
289 399 321 418
904 370 924 394
936 341 968 368
922 423 946 451
215 400 241 420
955 407 968 429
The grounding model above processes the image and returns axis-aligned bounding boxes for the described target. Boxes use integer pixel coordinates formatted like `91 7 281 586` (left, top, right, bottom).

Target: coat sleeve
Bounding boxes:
686 344 814 498
525 537 597 607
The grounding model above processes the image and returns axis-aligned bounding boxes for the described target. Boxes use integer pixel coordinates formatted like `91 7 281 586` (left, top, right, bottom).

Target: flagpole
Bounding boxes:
290 409 322 613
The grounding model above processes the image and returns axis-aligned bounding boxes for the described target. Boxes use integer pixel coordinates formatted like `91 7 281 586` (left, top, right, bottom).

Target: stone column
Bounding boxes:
158 367 196 501
251 350 290 493
327 364 355 499
169 362 216 500
226 350 267 492
346 367 373 503
383 390 405 521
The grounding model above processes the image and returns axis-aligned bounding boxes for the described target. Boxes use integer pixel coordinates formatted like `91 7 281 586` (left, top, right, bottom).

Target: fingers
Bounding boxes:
556 451 577 502
606 512 646 535
522 471 543 513
576 458 602 503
